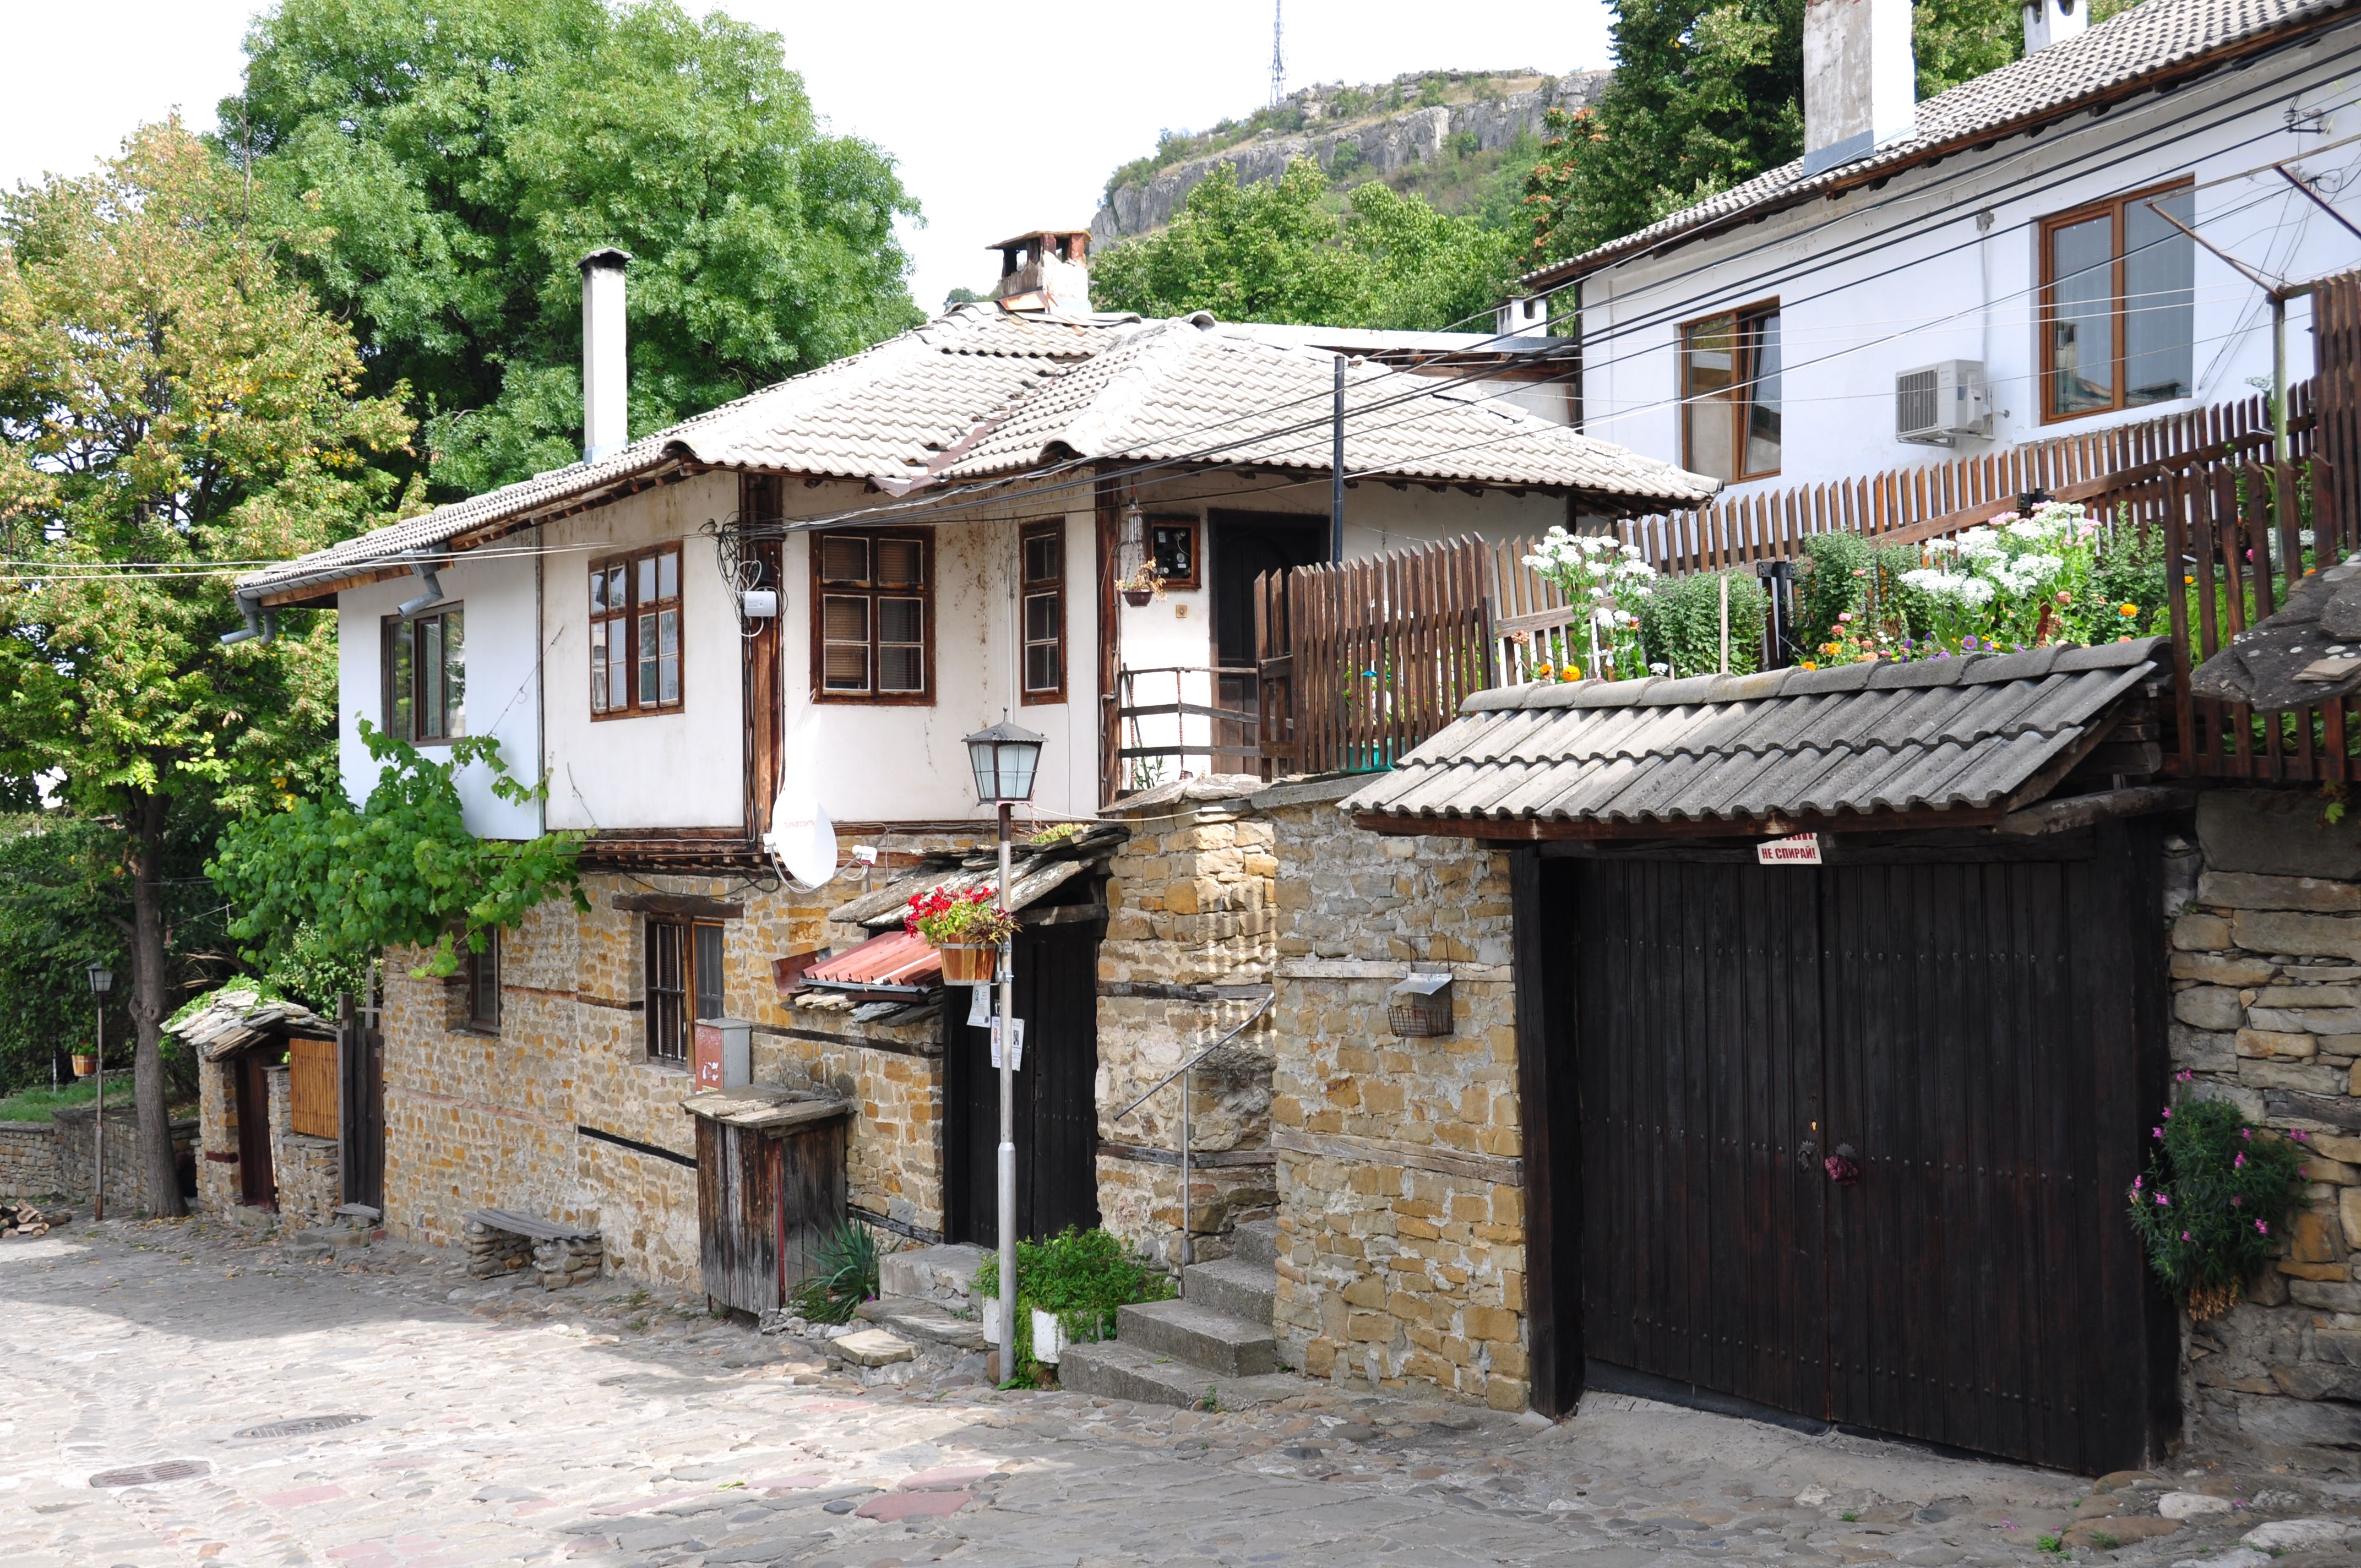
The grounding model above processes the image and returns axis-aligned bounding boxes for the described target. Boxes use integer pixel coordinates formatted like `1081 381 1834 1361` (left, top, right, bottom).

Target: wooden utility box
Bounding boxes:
681 1086 851 1316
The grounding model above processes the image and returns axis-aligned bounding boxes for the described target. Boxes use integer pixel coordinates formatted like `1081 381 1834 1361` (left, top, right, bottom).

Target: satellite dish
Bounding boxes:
764 785 837 890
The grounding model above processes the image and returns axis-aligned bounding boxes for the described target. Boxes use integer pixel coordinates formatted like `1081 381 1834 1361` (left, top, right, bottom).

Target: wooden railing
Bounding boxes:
1112 665 1261 791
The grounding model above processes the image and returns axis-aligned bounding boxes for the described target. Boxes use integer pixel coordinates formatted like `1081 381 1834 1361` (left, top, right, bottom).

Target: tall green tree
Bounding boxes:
225 0 923 496
1092 160 1520 332
1523 0 2025 265
0 121 412 1209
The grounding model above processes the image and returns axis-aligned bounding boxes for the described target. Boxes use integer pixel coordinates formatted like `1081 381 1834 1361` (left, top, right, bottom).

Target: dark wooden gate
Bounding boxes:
948 916 1102 1246
1562 827 2170 1473
338 992 384 1209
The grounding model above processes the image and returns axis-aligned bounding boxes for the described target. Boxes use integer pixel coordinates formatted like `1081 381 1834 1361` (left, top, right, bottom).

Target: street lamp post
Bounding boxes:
963 717 1044 1380
87 962 112 1221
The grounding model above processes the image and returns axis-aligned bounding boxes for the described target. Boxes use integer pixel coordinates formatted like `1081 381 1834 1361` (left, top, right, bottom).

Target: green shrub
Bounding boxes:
2126 1091 2305 1318
1638 570 1766 678
972 1226 1174 1380
786 1219 895 1325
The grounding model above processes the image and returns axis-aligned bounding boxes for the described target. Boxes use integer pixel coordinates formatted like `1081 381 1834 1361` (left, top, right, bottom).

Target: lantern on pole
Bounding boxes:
962 717 1044 1376
86 963 112 1221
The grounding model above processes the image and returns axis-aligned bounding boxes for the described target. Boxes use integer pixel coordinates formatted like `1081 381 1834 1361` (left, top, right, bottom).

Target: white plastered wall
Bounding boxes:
1577 30 2361 497
337 547 542 842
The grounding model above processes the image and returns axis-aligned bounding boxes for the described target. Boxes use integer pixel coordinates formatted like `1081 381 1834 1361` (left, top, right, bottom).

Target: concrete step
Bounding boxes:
854 1294 988 1351
877 1243 986 1306
1114 1298 1279 1378
1056 1339 1303 1409
1183 1255 1276 1325
1232 1216 1279 1268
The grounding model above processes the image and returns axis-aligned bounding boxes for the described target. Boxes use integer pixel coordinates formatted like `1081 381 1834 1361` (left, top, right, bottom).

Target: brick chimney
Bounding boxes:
2022 0 2087 52
579 247 630 462
989 230 1091 314
1803 0 1917 177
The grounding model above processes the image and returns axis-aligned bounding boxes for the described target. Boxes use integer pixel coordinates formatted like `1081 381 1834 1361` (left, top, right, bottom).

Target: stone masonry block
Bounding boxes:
2199 872 2361 913
2231 910 2361 961
2174 912 2232 950
2175 988 2245 1031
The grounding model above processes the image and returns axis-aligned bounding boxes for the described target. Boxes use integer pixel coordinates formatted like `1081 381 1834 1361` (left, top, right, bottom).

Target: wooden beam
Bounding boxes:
1995 785 2197 836
608 892 747 919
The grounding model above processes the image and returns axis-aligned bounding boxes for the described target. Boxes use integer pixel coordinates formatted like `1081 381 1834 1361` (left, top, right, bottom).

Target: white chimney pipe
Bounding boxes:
580 247 631 462
2022 0 2086 53
1803 0 1917 177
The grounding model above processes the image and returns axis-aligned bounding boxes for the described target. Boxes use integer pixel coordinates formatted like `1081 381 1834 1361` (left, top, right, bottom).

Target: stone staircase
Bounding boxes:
1060 1217 1302 1408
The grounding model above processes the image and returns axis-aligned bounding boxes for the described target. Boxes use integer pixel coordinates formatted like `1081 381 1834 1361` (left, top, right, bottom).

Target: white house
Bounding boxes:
1532 0 2361 496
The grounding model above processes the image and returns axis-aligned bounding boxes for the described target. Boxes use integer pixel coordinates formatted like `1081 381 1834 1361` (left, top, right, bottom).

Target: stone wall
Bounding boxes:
50 1105 194 1215
1095 779 1279 1268
380 835 982 1287
197 1052 239 1217
265 1065 341 1230
1260 777 1527 1409
0 1121 58 1196
2166 792 2361 1461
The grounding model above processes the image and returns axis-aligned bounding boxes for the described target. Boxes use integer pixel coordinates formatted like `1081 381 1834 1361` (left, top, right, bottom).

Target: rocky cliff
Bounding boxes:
1092 69 1608 241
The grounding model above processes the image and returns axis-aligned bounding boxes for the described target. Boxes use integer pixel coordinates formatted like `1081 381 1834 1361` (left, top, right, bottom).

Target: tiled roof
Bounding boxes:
942 318 1716 500
241 304 1715 601
1345 638 2167 832
1527 0 2358 286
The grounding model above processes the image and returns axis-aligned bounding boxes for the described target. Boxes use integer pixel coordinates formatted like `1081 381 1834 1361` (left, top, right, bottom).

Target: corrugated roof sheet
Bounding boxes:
1527 0 2357 286
242 304 1715 600
1345 638 2168 832
807 930 943 988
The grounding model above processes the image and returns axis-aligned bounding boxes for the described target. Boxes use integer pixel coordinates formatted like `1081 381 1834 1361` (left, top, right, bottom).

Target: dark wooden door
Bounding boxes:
949 917 1102 1246
1566 832 2167 1473
339 997 384 1209
697 1118 777 1315
1209 511 1327 669
235 1054 276 1210
1574 859 1828 1419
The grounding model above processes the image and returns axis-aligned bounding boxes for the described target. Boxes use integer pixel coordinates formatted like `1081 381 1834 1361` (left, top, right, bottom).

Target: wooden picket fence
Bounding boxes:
288 1036 339 1140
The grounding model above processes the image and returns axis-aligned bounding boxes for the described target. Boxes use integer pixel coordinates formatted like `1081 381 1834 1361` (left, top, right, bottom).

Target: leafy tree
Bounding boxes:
210 724 589 979
1523 0 2025 265
225 0 923 496
0 122 414 1208
1092 160 1520 333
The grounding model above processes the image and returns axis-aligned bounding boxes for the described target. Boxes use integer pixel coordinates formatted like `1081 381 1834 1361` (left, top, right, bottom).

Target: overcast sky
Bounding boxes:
0 1 1613 312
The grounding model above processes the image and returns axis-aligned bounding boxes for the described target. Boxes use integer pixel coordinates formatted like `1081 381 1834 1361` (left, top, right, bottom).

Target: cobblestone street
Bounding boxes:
3 1219 2353 1568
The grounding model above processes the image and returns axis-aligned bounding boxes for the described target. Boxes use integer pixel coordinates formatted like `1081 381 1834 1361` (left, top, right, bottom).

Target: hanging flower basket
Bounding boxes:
1120 587 1155 608
904 886 1016 983
71 1053 96 1078
938 944 998 985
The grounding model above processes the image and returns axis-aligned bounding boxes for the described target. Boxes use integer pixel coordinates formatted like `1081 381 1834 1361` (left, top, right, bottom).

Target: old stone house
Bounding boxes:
230 234 1711 1291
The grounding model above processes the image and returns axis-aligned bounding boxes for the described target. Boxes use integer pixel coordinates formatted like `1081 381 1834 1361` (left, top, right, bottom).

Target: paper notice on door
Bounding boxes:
968 984 991 1027
989 1016 1026 1070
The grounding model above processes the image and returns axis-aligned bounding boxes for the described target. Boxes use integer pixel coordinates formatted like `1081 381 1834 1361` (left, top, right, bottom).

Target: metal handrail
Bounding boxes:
1112 986 1274 1275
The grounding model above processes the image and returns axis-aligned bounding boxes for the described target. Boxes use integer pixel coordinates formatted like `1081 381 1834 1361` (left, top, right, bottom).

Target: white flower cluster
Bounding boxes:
1901 503 2088 607
1523 527 1658 585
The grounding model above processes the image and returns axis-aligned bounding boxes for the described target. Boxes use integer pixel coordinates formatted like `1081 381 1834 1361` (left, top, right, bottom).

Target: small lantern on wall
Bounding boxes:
1387 970 1453 1037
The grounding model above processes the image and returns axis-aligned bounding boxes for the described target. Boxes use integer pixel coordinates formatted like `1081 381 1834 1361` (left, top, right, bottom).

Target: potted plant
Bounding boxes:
1115 563 1163 608
71 1049 96 1078
903 886 1017 985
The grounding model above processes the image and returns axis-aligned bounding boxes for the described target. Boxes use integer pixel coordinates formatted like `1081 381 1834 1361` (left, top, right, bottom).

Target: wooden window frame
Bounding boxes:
2037 177 2196 425
644 916 725 1063
464 928 501 1032
1678 301 1782 483
588 544 685 720
382 606 465 745
1147 515 1201 590
809 527 935 706
1020 519 1066 705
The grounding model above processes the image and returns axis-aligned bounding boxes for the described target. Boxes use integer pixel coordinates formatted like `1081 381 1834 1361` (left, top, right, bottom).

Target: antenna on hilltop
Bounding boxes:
1270 1 1286 108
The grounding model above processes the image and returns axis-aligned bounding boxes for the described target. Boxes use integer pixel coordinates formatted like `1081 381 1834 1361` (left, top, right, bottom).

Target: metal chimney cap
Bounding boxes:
579 247 633 273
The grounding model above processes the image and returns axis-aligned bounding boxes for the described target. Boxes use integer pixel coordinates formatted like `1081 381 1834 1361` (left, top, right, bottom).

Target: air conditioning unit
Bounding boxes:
1895 360 1991 445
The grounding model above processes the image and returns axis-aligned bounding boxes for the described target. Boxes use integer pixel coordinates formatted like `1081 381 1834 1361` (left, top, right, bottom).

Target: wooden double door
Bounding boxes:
946 916 1102 1247
1555 830 2171 1473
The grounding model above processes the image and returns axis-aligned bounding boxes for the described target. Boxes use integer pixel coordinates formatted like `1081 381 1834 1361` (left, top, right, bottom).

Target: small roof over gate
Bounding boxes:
166 988 334 1062
1346 639 2169 837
